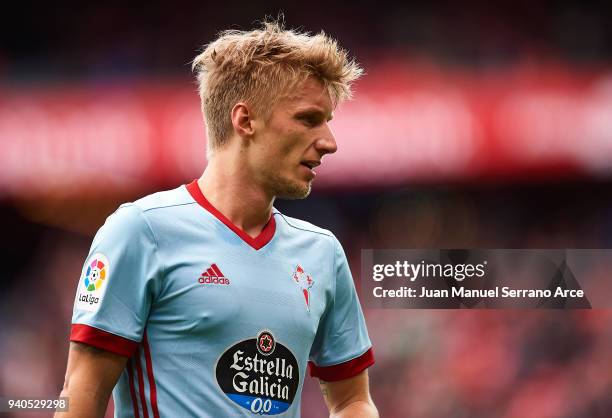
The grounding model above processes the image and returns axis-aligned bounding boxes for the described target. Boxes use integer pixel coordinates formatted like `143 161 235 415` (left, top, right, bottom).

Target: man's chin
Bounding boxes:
274 180 312 200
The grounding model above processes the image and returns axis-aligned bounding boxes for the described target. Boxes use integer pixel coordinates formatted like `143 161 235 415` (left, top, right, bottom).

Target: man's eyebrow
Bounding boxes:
294 108 334 121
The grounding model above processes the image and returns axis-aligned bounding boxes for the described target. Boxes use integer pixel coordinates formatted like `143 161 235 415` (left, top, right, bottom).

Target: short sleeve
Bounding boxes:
70 204 161 357
308 237 374 381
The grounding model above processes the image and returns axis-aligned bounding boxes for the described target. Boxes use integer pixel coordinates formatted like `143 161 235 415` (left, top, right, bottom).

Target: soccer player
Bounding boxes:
56 21 378 418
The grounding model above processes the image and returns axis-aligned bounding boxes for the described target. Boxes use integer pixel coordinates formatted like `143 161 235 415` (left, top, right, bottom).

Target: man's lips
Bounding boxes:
300 160 321 169
300 160 320 178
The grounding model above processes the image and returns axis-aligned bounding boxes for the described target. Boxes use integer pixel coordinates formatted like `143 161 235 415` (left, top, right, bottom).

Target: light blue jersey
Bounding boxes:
70 180 374 418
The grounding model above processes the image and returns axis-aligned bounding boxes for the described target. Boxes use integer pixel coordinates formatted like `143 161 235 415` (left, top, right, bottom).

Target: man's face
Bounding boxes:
251 77 338 200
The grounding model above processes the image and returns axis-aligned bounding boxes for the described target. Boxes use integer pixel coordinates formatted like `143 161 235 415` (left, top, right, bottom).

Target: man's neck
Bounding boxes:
197 156 274 239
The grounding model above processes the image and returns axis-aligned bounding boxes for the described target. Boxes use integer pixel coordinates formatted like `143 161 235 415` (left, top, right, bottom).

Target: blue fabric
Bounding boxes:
71 185 371 418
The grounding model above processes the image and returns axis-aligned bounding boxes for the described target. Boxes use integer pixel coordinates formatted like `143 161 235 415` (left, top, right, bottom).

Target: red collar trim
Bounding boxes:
186 180 276 250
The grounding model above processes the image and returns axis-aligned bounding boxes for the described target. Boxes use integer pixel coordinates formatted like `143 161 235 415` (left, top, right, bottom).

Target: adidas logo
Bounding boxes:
198 263 230 285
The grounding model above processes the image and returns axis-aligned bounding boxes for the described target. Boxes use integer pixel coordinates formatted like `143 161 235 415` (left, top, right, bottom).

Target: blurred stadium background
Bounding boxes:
2 1 612 417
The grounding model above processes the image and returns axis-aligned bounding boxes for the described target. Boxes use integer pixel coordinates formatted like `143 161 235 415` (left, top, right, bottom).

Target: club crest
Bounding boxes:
291 265 314 311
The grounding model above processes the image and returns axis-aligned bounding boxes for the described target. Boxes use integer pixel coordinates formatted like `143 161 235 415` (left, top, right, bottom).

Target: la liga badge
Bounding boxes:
75 253 110 312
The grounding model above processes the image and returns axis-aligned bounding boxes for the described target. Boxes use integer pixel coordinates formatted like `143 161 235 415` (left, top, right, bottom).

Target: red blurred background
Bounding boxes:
1 1 612 417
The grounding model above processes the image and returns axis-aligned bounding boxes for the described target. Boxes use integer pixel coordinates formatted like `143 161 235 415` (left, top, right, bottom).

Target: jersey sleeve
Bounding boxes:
70 203 162 357
308 237 374 381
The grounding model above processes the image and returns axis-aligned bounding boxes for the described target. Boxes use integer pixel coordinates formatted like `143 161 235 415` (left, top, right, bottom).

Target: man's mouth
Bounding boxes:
300 160 320 179
300 161 320 170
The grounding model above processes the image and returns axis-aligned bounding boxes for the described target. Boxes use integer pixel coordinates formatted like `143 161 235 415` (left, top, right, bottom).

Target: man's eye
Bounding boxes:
299 116 320 127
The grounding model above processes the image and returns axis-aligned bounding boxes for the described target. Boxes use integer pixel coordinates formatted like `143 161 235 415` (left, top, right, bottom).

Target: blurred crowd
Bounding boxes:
2 0 612 83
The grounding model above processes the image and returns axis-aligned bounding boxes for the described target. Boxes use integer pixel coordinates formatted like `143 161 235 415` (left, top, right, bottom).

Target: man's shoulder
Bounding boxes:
106 185 195 228
129 184 194 214
274 211 338 242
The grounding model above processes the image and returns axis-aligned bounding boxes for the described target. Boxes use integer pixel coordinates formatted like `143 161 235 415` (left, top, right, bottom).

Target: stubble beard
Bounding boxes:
267 172 312 200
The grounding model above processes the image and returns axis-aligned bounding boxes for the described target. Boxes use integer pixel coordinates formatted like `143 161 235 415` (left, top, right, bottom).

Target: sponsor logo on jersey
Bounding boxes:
75 253 109 312
216 330 299 415
256 331 275 356
291 265 314 311
198 263 230 285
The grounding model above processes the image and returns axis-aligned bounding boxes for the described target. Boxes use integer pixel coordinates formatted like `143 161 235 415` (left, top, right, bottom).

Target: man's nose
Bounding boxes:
315 126 338 155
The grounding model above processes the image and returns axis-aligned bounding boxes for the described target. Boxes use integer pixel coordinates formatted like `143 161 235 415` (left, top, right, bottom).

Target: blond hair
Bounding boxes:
192 20 363 153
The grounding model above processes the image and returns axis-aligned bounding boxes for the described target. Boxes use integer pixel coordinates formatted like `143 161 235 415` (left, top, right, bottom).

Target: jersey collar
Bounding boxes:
186 180 276 250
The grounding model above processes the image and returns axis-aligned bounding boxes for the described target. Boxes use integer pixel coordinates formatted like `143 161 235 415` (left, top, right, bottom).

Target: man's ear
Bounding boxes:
231 102 256 139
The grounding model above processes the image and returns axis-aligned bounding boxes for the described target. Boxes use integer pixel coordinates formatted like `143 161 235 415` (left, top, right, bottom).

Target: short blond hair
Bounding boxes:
192 20 363 152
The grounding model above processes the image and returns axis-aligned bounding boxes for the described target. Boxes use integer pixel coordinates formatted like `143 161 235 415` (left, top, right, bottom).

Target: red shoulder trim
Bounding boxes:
308 347 375 382
185 180 275 250
70 324 139 357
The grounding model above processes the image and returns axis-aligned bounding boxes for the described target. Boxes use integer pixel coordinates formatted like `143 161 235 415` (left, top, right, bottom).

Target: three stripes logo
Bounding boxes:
198 263 230 285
